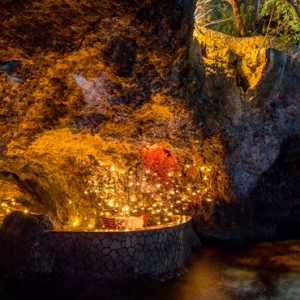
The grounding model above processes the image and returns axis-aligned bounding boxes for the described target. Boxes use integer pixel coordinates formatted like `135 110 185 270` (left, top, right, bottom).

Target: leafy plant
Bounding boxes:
260 0 300 51
196 0 258 36
195 0 300 52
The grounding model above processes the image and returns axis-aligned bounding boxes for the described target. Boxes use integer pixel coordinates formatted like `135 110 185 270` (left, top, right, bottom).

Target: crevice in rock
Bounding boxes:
236 58 251 93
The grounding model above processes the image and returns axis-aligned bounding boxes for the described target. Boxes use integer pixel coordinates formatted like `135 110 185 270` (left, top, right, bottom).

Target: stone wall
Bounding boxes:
46 216 195 283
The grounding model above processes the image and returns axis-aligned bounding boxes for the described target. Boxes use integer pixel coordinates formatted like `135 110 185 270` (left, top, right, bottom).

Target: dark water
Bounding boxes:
1 240 300 300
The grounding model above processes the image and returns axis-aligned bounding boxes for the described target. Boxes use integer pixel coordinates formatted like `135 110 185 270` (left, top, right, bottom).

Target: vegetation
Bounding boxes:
260 0 300 51
195 0 300 53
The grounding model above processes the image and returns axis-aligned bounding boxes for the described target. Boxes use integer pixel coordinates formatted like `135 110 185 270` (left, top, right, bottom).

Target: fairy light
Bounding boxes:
68 158 215 230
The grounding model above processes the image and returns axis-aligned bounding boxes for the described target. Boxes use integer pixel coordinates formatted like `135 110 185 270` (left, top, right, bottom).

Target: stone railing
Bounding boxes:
46 215 196 283
0 212 199 284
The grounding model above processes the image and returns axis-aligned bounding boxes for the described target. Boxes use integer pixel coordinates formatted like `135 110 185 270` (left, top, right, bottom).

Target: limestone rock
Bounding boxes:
0 1 299 242
191 29 300 240
0 211 56 284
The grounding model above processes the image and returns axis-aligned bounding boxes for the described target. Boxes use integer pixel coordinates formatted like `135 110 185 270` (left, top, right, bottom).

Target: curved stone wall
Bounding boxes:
46 216 194 283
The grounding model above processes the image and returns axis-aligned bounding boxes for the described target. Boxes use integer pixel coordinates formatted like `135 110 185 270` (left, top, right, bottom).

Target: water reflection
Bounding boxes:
1 240 300 300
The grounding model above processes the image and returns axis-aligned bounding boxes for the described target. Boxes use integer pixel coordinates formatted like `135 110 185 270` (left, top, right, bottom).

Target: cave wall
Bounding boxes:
0 0 299 239
0 0 205 224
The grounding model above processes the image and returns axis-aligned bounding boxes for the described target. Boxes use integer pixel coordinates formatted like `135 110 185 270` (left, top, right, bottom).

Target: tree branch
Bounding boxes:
196 16 239 29
225 0 246 37
286 0 300 22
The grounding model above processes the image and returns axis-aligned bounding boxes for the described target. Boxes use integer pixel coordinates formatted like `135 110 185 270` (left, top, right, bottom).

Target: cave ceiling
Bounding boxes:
0 0 299 234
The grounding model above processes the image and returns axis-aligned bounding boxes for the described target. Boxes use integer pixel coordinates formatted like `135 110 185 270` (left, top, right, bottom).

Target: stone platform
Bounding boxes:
46 215 195 283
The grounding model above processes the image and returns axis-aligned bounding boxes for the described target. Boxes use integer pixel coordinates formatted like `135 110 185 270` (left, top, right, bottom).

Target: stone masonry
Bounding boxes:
46 216 195 283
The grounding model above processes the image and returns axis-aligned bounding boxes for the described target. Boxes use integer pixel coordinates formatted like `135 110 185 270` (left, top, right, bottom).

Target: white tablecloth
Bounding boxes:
116 216 143 230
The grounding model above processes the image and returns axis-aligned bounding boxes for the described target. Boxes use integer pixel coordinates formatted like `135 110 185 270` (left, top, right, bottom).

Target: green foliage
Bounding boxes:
240 1 259 36
195 0 258 36
207 1 238 35
260 0 300 51
195 0 300 52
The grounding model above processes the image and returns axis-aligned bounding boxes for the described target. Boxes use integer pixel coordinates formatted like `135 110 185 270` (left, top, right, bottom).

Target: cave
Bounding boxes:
0 0 299 298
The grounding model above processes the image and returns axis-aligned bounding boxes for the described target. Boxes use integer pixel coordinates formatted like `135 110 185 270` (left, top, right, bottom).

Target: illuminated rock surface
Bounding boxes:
0 0 299 241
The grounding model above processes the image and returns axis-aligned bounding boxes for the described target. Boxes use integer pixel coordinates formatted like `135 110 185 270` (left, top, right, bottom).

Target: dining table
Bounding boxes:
115 216 144 230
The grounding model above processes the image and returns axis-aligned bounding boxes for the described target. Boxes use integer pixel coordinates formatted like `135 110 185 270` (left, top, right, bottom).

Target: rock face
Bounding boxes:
193 29 300 240
0 0 199 224
0 1 299 241
0 211 56 285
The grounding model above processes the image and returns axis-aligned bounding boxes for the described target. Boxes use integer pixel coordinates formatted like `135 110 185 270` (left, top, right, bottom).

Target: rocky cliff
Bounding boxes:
0 0 299 240
193 28 300 240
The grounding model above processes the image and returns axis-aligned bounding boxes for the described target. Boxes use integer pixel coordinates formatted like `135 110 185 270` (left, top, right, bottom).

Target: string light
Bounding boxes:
64 158 215 228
